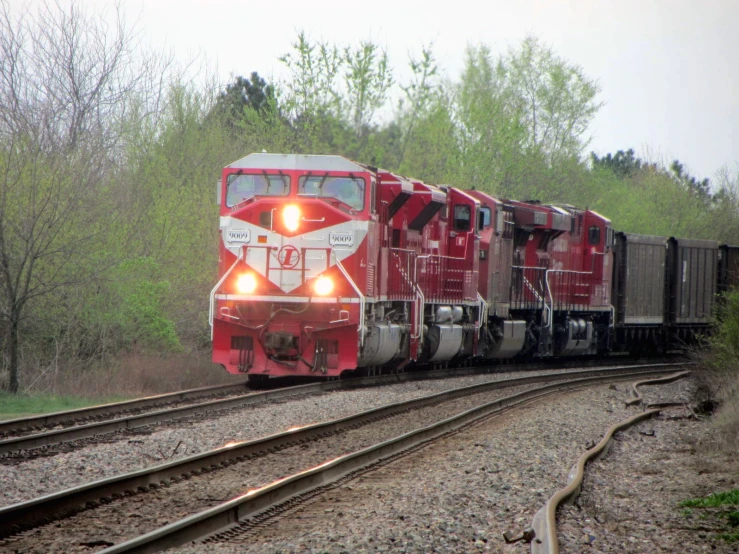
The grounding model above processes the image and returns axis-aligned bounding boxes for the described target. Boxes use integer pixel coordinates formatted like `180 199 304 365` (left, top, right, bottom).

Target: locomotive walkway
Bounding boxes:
0 364 685 553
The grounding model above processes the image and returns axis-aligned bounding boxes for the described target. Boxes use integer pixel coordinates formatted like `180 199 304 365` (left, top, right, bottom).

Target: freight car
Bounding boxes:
210 153 731 380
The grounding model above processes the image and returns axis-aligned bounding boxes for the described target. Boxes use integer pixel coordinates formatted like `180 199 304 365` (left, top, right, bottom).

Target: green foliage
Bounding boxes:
112 258 181 351
343 40 393 133
717 532 739 543
505 36 602 161
670 159 711 200
681 489 739 508
680 489 739 541
213 72 277 129
706 289 739 371
449 38 601 199
591 149 643 179
399 99 460 183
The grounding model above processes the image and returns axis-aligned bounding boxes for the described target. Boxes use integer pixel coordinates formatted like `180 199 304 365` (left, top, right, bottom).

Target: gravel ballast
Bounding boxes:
0 382 557 553
557 379 739 554
168 383 642 554
0 369 702 554
0 369 598 507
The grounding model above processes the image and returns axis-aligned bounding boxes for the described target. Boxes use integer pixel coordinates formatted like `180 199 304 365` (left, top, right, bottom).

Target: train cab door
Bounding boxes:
582 211 612 308
447 189 480 300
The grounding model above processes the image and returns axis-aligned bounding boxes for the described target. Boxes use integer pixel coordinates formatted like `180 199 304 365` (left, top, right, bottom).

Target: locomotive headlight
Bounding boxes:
283 205 301 232
236 272 257 294
314 275 334 296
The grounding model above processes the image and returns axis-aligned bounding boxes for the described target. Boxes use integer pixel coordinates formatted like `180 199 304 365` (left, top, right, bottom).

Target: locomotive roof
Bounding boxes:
228 153 368 173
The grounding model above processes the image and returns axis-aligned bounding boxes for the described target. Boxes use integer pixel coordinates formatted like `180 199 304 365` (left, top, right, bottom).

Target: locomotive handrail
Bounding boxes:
413 282 425 347
512 265 548 316
544 268 598 328
477 292 488 338
388 248 424 346
388 248 417 299
209 248 244 339
417 254 468 303
331 251 366 347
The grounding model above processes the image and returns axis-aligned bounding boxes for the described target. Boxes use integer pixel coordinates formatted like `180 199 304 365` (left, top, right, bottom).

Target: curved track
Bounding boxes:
0 361 683 464
0 364 682 553
530 371 690 554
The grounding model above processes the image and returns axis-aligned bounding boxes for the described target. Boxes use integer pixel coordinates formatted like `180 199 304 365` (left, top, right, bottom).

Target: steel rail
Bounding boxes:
530 370 690 553
0 381 341 456
0 361 683 457
96 368 678 553
530 409 663 554
0 359 670 438
0 381 248 436
624 369 691 406
0 364 680 540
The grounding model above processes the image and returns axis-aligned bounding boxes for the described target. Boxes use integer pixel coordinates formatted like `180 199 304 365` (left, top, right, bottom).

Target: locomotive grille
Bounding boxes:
366 263 375 296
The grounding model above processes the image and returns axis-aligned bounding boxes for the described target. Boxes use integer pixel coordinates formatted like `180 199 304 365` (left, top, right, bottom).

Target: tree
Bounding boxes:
279 31 394 146
211 72 277 129
448 39 602 198
505 36 602 162
454 44 528 195
397 44 440 167
279 31 343 120
342 41 393 134
591 148 643 179
0 0 165 392
670 159 711 200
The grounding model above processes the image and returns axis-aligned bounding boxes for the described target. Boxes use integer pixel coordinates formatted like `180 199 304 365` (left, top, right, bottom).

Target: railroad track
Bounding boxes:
0 360 682 464
0 381 251 440
0 363 684 553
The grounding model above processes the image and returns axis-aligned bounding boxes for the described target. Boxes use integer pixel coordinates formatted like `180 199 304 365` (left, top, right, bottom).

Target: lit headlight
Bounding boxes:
283 205 300 232
236 273 257 294
314 275 334 296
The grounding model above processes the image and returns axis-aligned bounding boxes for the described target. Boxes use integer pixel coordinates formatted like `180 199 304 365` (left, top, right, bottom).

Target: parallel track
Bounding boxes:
0 363 683 552
0 381 250 438
0 361 682 463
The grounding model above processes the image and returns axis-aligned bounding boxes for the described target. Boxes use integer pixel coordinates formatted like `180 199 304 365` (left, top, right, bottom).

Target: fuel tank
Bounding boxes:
358 323 403 367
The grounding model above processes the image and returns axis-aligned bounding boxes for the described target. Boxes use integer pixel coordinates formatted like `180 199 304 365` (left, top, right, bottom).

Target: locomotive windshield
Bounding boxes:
299 175 365 211
226 173 289 207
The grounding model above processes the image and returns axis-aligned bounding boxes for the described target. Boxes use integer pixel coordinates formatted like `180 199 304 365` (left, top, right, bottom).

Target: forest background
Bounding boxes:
1 1 737 396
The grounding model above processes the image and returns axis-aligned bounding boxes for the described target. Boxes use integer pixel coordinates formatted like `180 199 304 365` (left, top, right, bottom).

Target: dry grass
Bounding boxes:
689 350 739 455
8 350 244 398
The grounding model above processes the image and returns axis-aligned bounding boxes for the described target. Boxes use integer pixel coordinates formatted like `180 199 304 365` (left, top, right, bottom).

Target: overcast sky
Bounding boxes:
13 0 739 181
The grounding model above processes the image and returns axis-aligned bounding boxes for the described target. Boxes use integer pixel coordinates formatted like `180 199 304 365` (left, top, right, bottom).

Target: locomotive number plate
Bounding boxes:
329 232 354 246
226 229 250 243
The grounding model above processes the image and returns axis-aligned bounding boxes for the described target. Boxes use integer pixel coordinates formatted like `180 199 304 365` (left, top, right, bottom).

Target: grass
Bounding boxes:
0 351 245 419
680 489 739 508
680 489 739 542
718 532 739 543
0 391 129 421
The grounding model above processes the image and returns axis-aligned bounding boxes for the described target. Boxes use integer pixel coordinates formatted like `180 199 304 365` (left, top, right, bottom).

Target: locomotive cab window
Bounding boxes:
299 175 365 211
226 173 289 207
588 226 601 246
478 207 491 231
454 205 471 231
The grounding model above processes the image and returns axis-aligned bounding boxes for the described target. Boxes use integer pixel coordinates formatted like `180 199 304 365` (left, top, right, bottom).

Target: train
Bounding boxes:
210 153 739 381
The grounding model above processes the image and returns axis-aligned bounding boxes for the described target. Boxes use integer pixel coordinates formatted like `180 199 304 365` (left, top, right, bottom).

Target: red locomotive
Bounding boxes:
211 153 729 381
